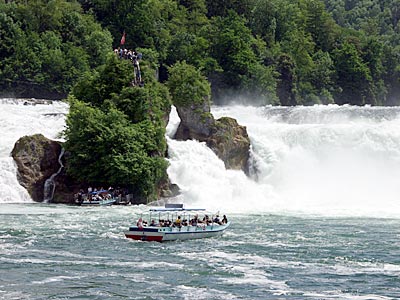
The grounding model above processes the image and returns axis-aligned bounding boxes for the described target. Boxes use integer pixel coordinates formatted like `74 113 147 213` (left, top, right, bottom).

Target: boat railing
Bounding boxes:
134 220 229 231
134 204 228 231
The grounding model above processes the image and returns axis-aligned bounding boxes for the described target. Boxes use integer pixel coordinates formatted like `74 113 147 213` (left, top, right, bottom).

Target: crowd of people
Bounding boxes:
137 214 228 229
75 186 128 203
114 48 143 87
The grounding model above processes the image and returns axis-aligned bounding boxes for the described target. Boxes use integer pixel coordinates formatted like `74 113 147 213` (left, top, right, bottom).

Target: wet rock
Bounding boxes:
174 101 215 141
11 134 62 202
173 101 250 172
207 117 250 172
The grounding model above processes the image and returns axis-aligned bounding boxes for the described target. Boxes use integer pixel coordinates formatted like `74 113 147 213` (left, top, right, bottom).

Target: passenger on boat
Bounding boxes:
213 215 221 225
203 215 212 225
137 217 144 229
174 216 182 227
202 215 207 223
197 222 206 229
150 219 157 227
162 219 172 227
77 190 83 203
190 214 199 225
222 215 228 224
190 217 197 226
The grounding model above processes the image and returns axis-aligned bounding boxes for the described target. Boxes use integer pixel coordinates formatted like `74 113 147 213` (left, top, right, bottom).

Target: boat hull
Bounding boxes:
124 223 229 242
79 199 116 206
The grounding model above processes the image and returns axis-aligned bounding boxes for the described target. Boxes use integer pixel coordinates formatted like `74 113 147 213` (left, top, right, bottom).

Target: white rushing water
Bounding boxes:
0 99 68 203
2 99 400 217
167 105 400 217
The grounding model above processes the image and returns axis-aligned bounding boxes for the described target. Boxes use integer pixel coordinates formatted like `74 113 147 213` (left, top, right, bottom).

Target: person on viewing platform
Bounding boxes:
113 47 144 87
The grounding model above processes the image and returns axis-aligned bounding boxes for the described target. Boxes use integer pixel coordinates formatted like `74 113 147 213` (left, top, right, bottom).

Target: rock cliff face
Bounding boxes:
174 101 250 172
11 134 62 202
207 117 250 172
11 103 249 203
52 151 83 204
11 134 79 203
11 134 177 204
175 102 215 141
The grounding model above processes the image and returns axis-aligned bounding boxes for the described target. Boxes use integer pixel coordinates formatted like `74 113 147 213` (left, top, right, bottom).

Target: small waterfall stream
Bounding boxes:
0 98 68 203
43 148 65 202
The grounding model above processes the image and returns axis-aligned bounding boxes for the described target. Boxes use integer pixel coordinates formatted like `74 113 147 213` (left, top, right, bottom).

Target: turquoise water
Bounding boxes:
3 101 400 299
1 204 400 299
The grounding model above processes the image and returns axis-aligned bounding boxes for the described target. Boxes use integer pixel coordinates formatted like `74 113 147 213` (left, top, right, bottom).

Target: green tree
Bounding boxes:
332 41 373 105
381 44 400 105
276 54 297 106
64 98 168 200
205 0 254 18
72 53 134 106
305 0 338 51
249 0 277 44
309 50 336 103
166 61 210 107
208 11 258 86
0 0 112 95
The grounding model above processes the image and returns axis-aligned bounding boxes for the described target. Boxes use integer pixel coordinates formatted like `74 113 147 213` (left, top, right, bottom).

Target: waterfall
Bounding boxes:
167 105 400 217
43 148 65 202
3 98 400 218
0 98 68 203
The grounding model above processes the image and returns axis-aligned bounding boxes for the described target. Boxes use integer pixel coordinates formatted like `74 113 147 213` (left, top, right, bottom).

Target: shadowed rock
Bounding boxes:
11 134 179 204
11 134 62 202
174 101 250 172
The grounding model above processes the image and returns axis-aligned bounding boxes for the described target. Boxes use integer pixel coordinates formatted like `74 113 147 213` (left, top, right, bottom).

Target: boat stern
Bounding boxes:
124 227 164 242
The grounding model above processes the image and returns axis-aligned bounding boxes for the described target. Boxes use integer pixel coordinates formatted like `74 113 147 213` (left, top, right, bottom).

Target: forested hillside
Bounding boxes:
1 0 399 105
2 0 400 202
0 0 112 98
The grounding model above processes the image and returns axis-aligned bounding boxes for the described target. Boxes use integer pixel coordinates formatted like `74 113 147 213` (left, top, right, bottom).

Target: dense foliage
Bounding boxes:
3 0 400 200
1 0 399 105
64 54 171 201
79 0 399 105
166 61 211 107
0 0 112 96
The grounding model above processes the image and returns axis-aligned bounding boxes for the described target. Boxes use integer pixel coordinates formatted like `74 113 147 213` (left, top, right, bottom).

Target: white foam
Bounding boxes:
4 100 400 217
31 275 82 285
0 99 68 203
167 105 400 218
175 285 237 300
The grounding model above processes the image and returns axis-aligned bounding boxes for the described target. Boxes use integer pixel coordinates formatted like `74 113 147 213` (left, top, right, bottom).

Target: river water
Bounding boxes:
1 99 400 299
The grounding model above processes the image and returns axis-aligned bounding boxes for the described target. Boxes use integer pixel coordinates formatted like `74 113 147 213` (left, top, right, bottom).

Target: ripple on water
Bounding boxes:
2 205 400 299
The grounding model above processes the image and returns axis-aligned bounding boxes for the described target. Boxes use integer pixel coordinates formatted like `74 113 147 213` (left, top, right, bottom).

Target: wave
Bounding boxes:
167 105 400 218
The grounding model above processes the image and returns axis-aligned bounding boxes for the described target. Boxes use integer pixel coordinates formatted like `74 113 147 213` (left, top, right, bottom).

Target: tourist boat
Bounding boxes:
124 204 230 242
76 189 117 206
79 198 116 206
